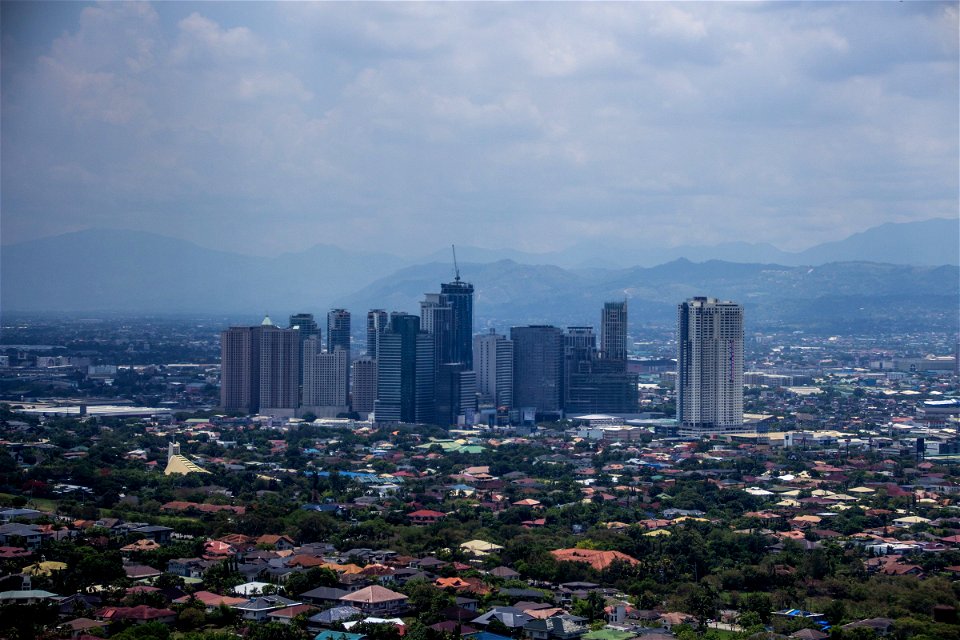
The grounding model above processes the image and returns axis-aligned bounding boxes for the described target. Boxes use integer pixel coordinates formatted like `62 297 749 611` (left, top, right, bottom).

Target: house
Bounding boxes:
173 591 247 612
233 595 301 622
308 606 363 628
124 564 162 581
58 617 104 639
407 509 447 525
267 603 319 624
300 586 350 606
257 534 296 551
524 616 587 640
472 607 534 629
0 523 44 550
95 605 177 626
550 549 639 571
167 557 207 578
0 589 59 605
129 525 173 544
339 585 409 616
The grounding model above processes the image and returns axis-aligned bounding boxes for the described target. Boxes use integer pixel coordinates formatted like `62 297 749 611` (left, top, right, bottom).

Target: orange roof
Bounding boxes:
550 548 639 571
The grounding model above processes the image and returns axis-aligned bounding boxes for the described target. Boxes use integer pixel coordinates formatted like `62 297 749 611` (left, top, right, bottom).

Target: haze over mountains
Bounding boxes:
2 218 957 333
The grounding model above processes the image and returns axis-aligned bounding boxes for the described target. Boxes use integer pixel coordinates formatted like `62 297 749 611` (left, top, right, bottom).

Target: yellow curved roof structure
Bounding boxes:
164 454 211 476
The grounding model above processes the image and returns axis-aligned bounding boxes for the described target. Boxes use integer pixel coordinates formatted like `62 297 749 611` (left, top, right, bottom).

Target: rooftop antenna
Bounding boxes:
451 244 461 283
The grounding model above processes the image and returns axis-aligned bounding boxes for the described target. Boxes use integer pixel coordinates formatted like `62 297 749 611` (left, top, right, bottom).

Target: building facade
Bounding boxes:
327 309 351 356
440 278 474 368
511 325 564 417
258 322 301 414
374 313 421 423
220 325 263 413
351 357 378 416
302 337 350 411
600 301 628 362
473 330 514 410
366 310 388 359
676 297 744 436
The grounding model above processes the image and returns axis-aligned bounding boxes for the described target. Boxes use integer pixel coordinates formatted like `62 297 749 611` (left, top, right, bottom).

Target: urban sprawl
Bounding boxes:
0 271 958 640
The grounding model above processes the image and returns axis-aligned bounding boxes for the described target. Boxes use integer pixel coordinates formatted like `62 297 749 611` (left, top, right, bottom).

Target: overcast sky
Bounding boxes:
2 2 957 256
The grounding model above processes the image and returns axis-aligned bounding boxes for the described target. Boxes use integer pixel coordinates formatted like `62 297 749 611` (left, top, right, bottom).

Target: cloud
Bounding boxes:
1 2 957 256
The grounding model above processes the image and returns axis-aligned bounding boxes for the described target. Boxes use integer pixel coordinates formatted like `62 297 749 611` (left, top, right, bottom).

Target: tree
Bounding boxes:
571 591 606 623
112 622 172 640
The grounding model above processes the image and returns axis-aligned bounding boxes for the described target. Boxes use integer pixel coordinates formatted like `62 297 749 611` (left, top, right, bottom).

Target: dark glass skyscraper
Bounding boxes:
374 313 421 423
511 325 564 416
440 277 474 368
601 300 628 363
327 308 351 355
366 309 388 359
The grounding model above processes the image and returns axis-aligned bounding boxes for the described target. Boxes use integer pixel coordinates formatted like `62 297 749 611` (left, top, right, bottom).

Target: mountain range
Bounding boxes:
1 219 957 333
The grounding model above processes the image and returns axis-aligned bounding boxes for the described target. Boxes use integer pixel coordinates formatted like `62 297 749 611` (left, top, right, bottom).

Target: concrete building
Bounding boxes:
473 330 513 410
600 300 628 362
351 357 378 416
677 297 744 437
302 338 349 413
259 321 300 415
220 322 264 413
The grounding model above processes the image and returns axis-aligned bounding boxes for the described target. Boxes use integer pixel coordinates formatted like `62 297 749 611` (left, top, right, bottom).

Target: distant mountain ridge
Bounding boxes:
426 218 959 268
1 220 957 334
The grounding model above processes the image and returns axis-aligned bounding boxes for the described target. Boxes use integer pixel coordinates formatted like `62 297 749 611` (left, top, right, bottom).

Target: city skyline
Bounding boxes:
2 2 956 258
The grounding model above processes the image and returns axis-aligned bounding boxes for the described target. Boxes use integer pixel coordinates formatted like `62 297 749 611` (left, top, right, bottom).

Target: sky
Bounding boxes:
2 1 957 257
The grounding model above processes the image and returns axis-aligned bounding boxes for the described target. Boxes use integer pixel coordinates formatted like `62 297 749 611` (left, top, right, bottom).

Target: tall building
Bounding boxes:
511 325 564 417
677 297 744 436
351 357 378 416
420 293 454 369
289 313 319 341
302 337 349 411
473 330 513 410
289 313 319 400
564 322 637 414
436 363 477 427
415 332 437 424
327 309 351 356
601 301 628 363
258 321 300 414
440 277 474 368
375 313 421 423
366 310 388 359
220 324 263 413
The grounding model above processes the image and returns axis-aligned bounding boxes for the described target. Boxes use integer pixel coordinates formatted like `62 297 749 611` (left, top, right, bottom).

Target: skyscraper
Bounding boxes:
351 357 378 416
436 362 477 427
289 313 319 399
366 310 388 359
440 277 474 368
374 313 421 423
511 325 564 417
601 301 628 363
327 309 351 356
258 321 300 414
563 322 637 414
302 337 349 411
220 324 263 413
473 330 513 410
420 293 454 369
677 297 744 436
